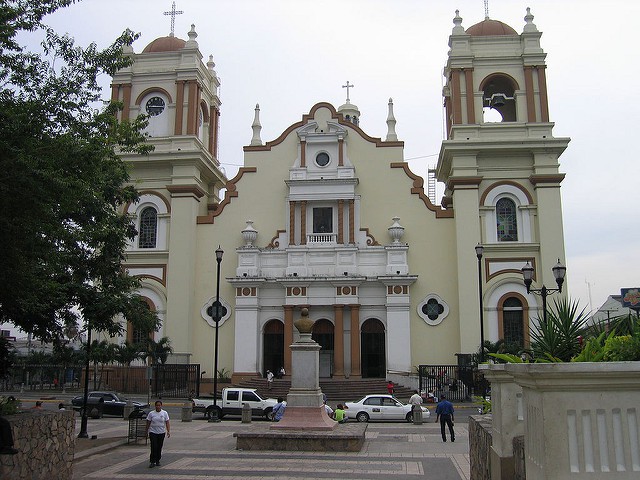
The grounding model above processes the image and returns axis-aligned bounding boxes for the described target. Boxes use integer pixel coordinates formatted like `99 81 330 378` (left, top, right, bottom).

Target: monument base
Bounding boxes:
234 422 366 452
270 406 336 431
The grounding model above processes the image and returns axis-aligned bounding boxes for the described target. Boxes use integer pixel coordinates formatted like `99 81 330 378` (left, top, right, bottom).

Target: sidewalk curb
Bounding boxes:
74 437 129 460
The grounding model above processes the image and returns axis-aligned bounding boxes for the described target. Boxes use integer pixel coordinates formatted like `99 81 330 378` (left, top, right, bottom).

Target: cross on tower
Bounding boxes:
342 81 354 103
164 1 184 37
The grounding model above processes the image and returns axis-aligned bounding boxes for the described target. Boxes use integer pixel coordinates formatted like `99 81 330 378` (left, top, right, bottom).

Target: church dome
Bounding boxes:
142 35 186 53
466 19 517 36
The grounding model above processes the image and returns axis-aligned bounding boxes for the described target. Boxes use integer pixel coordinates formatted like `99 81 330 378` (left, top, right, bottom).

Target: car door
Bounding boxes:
101 393 119 415
380 397 406 420
362 396 384 421
241 390 262 416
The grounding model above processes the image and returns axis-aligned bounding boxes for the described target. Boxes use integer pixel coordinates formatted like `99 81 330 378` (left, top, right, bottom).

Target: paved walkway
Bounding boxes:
72 417 470 479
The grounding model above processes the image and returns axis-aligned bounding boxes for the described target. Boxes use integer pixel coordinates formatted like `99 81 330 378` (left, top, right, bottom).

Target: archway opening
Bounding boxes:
312 319 334 378
263 320 284 377
361 318 385 378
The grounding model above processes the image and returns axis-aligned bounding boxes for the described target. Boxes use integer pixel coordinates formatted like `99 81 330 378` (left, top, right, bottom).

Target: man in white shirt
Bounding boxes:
408 390 423 412
145 400 170 468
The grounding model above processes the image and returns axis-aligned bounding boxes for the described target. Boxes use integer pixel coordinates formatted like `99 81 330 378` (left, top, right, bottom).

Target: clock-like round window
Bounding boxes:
315 152 330 167
145 96 165 116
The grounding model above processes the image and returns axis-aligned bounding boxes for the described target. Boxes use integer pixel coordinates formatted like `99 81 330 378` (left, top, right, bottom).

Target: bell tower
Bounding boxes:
436 9 570 354
112 22 227 363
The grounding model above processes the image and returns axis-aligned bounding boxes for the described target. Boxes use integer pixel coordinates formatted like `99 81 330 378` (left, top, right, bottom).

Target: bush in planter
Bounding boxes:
0 395 20 415
603 334 640 361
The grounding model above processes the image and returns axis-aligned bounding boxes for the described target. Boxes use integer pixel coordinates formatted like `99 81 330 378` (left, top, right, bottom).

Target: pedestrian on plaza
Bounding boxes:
145 400 170 468
334 404 347 423
408 390 422 412
435 394 455 442
31 401 43 410
266 370 274 390
272 397 286 421
58 403 66 411
386 380 395 395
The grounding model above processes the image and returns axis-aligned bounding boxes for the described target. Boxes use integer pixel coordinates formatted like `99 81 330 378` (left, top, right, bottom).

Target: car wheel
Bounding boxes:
206 405 223 420
405 412 413 423
356 412 369 423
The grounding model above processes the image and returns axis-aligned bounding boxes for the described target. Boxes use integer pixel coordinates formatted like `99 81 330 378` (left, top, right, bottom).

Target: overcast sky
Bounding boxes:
18 0 640 316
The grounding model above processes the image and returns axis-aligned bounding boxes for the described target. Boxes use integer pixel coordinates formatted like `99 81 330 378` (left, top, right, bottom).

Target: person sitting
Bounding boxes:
272 397 286 422
323 400 334 418
427 389 438 403
334 404 347 423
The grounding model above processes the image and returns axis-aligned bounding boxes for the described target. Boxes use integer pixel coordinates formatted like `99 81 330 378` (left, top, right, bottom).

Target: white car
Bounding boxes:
345 394 430 423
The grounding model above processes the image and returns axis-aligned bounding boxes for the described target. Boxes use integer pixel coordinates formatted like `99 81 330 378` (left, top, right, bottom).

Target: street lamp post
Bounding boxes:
209 246 224 423
521 258 567 324
78 324 92 438
475 244 485 363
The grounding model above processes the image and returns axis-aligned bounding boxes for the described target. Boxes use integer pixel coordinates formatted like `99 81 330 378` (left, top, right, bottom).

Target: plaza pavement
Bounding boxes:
72 414 471 480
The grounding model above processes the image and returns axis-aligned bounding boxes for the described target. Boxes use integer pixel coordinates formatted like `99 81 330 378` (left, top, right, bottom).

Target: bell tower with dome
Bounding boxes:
436 8 570 355
112 24 228 363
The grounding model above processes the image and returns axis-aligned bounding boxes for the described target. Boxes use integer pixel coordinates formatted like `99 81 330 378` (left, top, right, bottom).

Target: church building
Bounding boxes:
111 8 570 384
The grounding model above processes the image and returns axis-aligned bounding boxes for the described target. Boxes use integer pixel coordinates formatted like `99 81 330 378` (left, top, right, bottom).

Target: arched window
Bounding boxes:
496 198 517 241
502 297 524 347
138 207 158 248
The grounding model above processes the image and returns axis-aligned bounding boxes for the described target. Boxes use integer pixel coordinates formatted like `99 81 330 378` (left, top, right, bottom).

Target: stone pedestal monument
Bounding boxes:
271 308 336 431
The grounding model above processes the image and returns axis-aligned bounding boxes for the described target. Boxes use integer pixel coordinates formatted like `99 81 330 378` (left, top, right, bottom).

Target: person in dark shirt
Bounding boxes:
435 394 455 442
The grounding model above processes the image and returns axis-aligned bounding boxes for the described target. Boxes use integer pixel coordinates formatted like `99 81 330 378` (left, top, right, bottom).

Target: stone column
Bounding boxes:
480 364 523 480
333 304 344 377
349 304 361 377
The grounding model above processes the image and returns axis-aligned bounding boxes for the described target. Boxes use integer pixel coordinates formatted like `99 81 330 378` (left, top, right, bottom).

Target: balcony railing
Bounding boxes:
306 233 337 244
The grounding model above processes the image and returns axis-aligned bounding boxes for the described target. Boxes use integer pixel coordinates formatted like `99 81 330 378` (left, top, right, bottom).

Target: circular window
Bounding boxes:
417 294 450 326
315 152 330 167
145 96 165 116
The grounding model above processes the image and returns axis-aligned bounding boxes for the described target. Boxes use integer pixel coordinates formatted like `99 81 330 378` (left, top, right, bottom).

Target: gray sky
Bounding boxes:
19 0 640 315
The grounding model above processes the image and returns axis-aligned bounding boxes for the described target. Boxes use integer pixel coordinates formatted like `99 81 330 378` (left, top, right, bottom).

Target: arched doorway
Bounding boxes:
263 320 284 377
312 319 334 378
361 318 385 378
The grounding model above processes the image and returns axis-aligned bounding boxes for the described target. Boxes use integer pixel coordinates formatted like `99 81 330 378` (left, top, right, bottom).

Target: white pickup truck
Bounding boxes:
192 387 278 420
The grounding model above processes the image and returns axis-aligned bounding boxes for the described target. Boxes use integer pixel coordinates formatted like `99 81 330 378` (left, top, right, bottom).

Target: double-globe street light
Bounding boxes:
208 246 224 423
521 258 567 324
475 244 485 363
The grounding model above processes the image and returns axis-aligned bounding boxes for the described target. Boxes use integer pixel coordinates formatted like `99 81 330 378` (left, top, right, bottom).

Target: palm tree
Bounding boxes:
114 341 145 392
530 297 589 362
146 337 173 365
88 340 116 390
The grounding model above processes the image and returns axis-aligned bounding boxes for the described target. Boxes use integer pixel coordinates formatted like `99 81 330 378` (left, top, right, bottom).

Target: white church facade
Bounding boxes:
112 8 570 384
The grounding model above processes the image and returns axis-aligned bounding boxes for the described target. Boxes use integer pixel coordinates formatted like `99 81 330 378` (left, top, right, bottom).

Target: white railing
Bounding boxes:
306 233 337 244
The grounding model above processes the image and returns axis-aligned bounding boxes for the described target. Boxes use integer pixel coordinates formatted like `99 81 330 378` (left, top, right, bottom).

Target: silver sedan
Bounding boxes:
345 394 430 423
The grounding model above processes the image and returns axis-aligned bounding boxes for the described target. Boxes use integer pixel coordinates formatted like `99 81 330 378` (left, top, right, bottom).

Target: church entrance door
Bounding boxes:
361 318 385 378
312 319 334 378
263 320 284 376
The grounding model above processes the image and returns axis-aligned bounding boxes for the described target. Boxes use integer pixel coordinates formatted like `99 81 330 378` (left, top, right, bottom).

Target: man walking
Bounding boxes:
435 394 455 442
146 400 170 468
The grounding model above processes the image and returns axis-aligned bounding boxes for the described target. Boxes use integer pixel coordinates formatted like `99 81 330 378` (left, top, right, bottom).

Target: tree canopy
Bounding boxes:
0 0 158 341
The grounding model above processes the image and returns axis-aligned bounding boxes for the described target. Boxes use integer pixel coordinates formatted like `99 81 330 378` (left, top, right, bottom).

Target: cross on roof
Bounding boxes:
164 1 184 37
342 81 354 103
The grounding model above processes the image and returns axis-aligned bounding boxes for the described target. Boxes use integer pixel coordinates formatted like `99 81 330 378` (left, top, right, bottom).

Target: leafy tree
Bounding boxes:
0 337 16 380
86 339 116 390
0 0 158 342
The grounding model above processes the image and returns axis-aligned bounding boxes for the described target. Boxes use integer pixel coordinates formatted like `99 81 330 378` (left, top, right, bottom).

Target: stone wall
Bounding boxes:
513 435 526 480
0 410 75 480
468 414 492 480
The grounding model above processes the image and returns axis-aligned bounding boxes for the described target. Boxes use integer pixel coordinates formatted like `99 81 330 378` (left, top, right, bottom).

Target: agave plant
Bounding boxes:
530 297 589 362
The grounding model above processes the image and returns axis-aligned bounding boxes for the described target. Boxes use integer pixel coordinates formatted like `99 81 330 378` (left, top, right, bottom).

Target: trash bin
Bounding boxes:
181 401 193 422
241 402 251 424
413 406 423 425
127 408 148 444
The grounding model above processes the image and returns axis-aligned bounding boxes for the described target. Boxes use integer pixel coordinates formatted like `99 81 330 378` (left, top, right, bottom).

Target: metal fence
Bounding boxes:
1 363 201 398
417 364 486 403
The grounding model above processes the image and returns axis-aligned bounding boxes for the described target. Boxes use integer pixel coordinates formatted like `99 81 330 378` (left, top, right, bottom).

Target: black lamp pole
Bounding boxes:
78 324 92 438
209 245 224 423
522 258 567 324
475 244 485 363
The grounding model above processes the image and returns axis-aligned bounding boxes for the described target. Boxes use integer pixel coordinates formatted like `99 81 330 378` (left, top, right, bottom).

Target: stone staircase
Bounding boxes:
232 377 415 403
